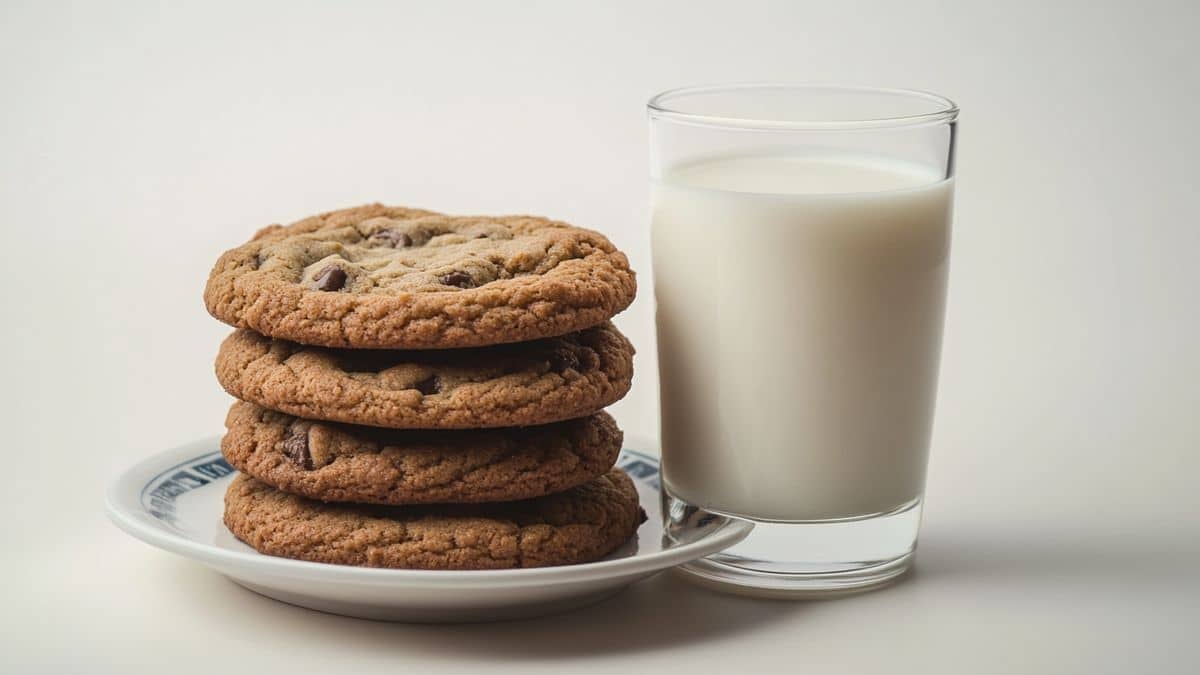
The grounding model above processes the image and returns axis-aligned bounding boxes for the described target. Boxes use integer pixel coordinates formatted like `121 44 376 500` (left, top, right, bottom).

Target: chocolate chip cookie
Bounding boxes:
223 469 645 569
204 204 637 349
222 401 623 505
215 322 633 429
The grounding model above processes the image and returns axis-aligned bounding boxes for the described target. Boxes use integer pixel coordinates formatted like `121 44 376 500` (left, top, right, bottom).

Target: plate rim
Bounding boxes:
106 435 753 587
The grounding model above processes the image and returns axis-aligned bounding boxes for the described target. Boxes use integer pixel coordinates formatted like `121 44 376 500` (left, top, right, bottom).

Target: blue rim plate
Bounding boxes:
105 436 752 620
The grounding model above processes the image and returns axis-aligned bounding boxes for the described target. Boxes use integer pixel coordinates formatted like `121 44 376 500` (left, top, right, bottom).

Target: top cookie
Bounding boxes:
204 204 637 349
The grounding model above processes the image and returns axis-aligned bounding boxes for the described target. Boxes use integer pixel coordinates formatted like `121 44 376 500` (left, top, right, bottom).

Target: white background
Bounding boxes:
3 1 1198 673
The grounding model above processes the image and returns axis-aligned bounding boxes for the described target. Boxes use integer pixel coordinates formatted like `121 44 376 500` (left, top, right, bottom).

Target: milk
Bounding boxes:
652 154 953 522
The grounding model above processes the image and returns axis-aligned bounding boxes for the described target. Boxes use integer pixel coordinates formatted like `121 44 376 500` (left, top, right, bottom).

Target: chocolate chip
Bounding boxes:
369 230 413 248
549 347 581 374
314 265 347 291
474 233 488 239
637 507 648 524
440 271 474 289
414 374 441 395
281 427 312 470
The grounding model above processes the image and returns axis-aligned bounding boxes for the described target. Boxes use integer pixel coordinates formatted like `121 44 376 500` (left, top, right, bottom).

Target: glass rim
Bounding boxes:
647 83 958 131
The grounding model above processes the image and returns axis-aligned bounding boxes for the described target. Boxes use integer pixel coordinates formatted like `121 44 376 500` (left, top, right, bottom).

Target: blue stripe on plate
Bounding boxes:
140 449 658 532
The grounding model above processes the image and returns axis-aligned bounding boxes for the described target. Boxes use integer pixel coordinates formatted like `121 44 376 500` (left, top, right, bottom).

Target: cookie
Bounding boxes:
223 470 646 569
204 203 637 349
222 401 623 504
215 322 634 429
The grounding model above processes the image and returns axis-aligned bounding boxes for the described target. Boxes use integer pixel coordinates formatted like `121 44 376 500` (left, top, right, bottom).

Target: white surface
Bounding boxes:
1 0 1197 673
104 438 750 622
654 155 951 519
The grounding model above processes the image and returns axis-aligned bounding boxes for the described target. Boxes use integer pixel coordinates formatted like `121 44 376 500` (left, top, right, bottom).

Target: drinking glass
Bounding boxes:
650 84 958 595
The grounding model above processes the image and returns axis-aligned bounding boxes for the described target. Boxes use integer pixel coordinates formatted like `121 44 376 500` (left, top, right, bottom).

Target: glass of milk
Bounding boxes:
650 84 957 595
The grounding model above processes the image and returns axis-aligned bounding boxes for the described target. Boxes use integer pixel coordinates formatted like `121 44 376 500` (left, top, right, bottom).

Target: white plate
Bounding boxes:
106 436 752 622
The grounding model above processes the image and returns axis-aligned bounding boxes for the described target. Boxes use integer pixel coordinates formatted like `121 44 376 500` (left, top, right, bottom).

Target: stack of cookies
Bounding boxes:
202 204 643 570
